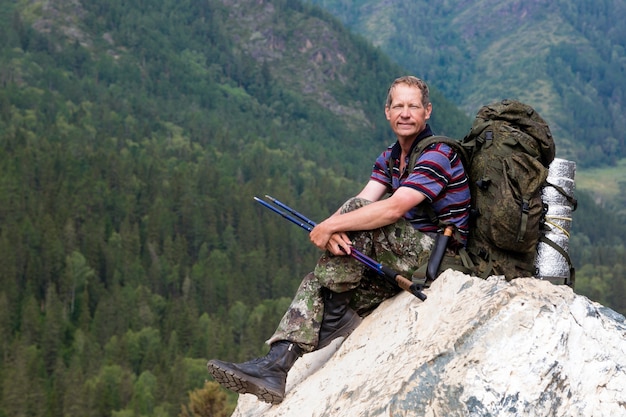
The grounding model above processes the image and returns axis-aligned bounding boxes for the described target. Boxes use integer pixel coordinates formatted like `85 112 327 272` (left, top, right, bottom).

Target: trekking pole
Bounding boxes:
254 195 427 301
257 196 383 272
262 195 381 271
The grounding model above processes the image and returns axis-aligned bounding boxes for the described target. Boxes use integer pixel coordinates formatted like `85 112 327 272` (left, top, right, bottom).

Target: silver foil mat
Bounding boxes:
542 158 576 205
536 158 576 284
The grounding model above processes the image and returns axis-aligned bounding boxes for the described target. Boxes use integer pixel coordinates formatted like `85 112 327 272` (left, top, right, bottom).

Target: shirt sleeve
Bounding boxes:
370 148 393 189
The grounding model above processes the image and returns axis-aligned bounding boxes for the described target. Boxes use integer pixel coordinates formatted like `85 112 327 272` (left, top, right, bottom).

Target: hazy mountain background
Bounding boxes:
0 0 624 415
307 0 626 168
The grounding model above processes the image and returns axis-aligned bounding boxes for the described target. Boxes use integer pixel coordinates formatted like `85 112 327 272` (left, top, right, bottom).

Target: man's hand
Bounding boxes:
310 221 352 255
325 232 353 256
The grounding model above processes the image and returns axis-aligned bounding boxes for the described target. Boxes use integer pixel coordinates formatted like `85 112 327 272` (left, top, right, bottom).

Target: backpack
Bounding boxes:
403 99 569 282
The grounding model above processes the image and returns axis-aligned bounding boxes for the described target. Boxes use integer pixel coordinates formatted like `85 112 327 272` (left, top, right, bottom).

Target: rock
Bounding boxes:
231 271 626 417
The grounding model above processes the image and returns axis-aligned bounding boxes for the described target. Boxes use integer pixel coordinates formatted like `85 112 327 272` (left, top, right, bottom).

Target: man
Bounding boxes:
207 76 471 404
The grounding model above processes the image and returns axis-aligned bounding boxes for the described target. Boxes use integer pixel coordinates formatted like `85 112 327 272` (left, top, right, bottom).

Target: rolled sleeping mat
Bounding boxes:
535 158 576 286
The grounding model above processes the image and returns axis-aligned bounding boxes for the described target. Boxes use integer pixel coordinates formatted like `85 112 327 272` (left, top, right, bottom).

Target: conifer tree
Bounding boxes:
178 381 232 417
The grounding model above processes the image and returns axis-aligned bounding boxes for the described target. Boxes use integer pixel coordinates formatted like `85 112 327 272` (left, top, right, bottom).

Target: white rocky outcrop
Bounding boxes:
232 271 626 417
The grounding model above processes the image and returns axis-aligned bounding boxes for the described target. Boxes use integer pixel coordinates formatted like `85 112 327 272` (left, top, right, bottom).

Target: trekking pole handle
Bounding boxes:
380 265 427 301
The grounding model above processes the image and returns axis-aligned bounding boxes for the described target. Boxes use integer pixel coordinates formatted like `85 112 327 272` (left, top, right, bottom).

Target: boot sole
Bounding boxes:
207 360 284 405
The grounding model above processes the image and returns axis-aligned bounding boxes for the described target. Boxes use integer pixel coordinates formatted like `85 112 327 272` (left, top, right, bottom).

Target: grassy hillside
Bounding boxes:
575 160 626 217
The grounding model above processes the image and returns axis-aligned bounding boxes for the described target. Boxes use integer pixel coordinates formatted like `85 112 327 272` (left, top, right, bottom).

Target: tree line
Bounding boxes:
0 0 624 415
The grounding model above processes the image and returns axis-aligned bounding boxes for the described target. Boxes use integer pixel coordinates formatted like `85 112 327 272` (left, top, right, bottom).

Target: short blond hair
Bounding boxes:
385 76 430 108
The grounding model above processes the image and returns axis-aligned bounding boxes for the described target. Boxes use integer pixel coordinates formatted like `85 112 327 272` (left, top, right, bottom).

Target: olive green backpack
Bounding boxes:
405 99 563 281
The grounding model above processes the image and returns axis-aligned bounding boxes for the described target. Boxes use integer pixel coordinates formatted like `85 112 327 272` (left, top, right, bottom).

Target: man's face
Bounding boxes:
385 84 432 142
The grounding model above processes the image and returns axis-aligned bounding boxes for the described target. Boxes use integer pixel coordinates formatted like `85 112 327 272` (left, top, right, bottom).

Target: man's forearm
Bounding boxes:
322 199 405 234
311 187 425 252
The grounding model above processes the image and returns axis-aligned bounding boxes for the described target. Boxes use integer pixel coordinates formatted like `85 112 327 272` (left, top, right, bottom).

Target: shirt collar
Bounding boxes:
390 124 435 161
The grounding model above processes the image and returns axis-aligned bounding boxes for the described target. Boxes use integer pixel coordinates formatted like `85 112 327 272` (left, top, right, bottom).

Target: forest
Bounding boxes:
0 0 624 416
307 0 626 168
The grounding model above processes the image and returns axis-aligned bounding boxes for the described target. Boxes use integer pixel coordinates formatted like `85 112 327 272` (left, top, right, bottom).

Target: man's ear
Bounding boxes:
384 106 391 120
425 103 433 120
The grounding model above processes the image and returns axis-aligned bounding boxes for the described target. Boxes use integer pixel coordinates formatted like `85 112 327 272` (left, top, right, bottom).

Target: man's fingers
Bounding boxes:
337 242 351 255
338 232 352 246
327 234 352 255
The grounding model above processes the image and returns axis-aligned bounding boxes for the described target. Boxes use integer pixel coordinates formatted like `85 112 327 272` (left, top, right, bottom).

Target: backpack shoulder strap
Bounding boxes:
406 135 468 174
407 136 470 227
387 135 467 175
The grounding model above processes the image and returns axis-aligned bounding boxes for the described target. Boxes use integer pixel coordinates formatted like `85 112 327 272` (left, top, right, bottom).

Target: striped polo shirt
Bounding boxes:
370 127 471 246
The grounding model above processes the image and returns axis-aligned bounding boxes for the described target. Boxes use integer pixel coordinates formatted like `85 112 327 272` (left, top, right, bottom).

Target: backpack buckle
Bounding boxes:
476 178 491 190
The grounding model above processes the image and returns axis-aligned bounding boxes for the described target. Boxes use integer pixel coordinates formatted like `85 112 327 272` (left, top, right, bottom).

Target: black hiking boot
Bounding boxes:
317 288 362 350
207 340 302 405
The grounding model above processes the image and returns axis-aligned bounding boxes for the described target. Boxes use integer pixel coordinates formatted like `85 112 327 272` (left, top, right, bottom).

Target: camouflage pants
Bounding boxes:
267 198 433 352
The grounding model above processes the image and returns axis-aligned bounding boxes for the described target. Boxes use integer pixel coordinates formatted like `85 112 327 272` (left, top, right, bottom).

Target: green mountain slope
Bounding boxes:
0 0 471 415
0 0 624 415
307 0 626 169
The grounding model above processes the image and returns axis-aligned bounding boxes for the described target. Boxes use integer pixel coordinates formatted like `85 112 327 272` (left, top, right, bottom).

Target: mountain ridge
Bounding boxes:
307 0 626 167
1 0 625 415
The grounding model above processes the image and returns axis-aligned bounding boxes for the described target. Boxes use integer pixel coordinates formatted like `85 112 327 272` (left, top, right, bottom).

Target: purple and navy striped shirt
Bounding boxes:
370 129 471 246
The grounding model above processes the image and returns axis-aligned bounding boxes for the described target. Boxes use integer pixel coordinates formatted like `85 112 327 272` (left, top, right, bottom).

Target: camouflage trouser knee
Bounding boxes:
267 198 433 352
